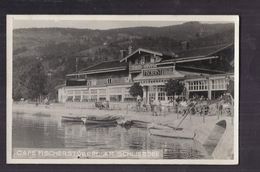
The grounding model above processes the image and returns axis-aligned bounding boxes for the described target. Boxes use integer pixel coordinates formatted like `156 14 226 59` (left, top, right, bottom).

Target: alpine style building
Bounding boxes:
57 43 234 104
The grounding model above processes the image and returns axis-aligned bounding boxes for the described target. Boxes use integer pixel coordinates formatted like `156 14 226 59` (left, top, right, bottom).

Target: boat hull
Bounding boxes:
149 129 195 140
83 119 118 125
61 116 84 123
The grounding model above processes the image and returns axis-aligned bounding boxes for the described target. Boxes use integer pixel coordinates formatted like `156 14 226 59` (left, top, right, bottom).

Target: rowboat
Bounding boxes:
149 128 196 140
61 116 84 123
82 115 121 125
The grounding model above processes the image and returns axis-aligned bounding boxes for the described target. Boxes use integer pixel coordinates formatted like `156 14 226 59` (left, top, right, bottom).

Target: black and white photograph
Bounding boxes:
6 15 239 164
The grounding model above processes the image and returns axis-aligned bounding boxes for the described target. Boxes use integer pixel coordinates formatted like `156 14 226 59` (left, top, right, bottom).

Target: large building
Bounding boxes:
57 43 234 104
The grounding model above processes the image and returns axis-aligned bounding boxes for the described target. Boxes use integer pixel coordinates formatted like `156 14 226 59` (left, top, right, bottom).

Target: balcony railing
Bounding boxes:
129 64 143 71
129 63 157 71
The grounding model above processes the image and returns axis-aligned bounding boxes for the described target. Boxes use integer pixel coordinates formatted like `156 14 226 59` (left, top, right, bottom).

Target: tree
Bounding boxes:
22 60 48 101
165 79 185 98
129 82 143 98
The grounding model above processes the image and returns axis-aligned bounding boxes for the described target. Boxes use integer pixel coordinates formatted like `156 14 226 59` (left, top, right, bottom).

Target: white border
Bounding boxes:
6 15 239 164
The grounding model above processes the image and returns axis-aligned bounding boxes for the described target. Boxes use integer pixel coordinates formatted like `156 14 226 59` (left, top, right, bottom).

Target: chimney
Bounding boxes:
181 41 190 51
128 45 133 55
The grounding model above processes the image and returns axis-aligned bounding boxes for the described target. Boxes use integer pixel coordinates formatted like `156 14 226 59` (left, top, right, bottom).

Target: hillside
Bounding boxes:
12 22 234 100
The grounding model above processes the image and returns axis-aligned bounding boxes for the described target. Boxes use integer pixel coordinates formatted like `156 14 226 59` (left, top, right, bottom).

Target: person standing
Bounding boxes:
136 95 142 112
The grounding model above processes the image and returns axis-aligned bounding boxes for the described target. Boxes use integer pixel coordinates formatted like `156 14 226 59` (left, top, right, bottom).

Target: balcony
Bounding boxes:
129 63 157 72
129 64 143 72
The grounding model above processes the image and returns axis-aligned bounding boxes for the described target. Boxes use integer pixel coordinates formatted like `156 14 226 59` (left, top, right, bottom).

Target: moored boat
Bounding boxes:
82 115 121 125
61 116 84 123
149 128 196 140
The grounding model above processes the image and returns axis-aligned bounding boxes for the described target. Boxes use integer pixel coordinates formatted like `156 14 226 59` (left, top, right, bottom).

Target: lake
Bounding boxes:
12 112 210 159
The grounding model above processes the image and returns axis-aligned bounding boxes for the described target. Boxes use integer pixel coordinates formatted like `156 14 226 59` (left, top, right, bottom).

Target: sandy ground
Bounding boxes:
12 102 235 159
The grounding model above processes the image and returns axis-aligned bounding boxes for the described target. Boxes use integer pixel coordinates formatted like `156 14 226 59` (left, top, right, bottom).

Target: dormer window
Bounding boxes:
151 57 155 63
107 78 112 84
145 55 150 63
141 56 145 64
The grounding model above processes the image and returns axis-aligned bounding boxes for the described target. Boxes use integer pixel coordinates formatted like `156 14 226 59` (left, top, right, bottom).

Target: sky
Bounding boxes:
14 20 189 30
13 16 233 30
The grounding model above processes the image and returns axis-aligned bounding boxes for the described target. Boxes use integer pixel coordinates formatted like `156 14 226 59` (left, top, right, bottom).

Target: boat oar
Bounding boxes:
174 110 190 130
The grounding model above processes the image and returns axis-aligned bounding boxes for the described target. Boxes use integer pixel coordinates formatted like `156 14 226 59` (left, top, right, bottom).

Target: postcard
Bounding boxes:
6 15 239 164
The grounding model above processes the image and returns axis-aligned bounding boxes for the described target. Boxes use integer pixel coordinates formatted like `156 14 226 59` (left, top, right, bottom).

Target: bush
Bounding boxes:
165 79 184 97
129 83 143 98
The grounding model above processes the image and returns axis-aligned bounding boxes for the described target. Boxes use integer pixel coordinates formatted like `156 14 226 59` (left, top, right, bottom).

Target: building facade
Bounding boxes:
58 43 234 104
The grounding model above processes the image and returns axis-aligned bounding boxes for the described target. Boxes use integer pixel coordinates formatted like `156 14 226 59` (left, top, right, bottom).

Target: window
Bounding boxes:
211 78 226 90
157 86 165 101
167 96 174 101
145 55 150 63
187 80 208 91
107 78 112 84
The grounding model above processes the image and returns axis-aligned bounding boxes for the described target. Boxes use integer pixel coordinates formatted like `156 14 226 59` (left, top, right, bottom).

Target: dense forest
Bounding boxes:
12 22 234 101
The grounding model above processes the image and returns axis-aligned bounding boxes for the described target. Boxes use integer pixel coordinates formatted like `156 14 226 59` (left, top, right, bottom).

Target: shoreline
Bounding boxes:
12 102 234 159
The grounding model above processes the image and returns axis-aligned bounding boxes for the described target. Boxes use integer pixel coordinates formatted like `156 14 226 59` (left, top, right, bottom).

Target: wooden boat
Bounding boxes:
149 128 195 140
131 120 150 128
85 122 118 129
82 115 121 125
61 116 84 123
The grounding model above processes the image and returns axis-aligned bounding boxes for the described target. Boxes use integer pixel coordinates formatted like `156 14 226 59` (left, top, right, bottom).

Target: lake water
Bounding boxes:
12 112 210 159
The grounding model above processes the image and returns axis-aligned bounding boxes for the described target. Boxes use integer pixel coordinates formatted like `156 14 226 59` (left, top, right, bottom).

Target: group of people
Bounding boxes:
95 100 110 110
135 93 234 117
136 95 163 116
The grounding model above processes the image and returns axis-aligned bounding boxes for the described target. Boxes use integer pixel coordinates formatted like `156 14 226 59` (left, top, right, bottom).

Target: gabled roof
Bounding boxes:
160 43 233 64
177 43 233 59
120 48 163 62
79 60 127 74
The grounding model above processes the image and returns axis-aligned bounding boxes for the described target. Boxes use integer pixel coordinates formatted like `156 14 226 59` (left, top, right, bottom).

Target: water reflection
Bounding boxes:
12 112 209 159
